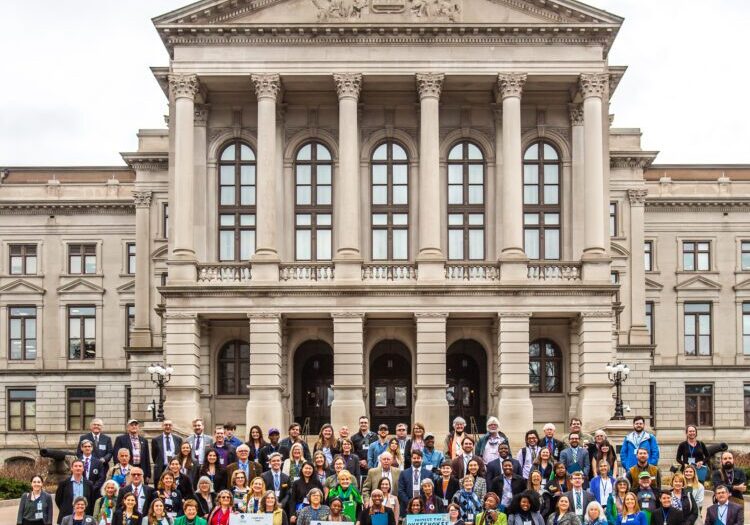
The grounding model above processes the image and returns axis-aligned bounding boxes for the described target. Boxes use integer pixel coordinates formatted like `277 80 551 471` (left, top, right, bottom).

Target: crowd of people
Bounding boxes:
15 415 747 525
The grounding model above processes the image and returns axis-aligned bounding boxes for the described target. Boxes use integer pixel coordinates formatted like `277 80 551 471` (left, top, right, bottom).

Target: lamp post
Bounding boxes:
606 361 630 420
147 363 174 422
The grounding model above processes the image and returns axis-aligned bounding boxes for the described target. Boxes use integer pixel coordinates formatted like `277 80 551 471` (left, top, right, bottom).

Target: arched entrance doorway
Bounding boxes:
369 340 412 430
446 339 487 432
294 341 333 434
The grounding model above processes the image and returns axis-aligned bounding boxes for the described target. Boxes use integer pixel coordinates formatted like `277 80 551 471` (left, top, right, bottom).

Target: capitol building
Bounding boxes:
1 0 749 461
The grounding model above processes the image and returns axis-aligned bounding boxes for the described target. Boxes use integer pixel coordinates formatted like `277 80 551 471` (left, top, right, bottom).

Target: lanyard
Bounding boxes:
718 506 727 524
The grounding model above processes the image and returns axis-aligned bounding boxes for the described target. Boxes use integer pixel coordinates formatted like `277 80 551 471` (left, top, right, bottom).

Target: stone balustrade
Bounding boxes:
445 263 500 281
196 263 252 283
527 261 582 281
279 263 335 281
362 263 418 281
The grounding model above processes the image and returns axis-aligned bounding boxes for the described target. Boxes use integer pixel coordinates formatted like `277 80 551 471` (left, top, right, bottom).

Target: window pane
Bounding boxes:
84 256 96 274
296 165 311 185
545 229 560 260
685 303 710 313
468 185 483 204
449 214 463 226
375 386 387 407
544 185 559 205
220 165 235 185
699 335 711 355
524 213 539 225
372 164 387 185
742 252 750 270
545 213 560 225
448 185 463 205
317 165 332 185
10 318 21 339
448 144 462 160
524 143 538 160
84 318 95 338
524 165 539 184
392 230 408 260
467 143 482 160
697 253 709 270
392 214 408 226
10 256 22 274
317 144 331 160
317 186 332 205
525 229 540 259
317 230 332 260
448 230 463 260
26 257 37 274
524 186 539 205
221 144 235 161
469 230 484 260
372 230 388 260
220 215 235 226
240 144 254 161
684 253 695 270
699 315 710 334
543 143 558 160
392 164 408 185
297 144 312 161
372 144 387 161
317 214 332 226
240 187 255 206
392 186 408 205
372 214 388 226
221 187 235 205
220 231 234 260
372 186 388 205
392 144 407 160
296 230 311 260
240 231 255 260
296 186 311 205
70 256 81 274
448 165 463 184
468 164 483 184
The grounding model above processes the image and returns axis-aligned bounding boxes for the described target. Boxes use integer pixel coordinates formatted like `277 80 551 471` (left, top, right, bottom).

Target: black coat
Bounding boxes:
358 507 396 525
151 433 183 482
17 491 53 525
539 437 566 462
79 456 107 495
489 475 527 500
289 476 324 517
193 491 216 519
258 443 283 471
55 478 94 524
433 475 461 504
705 502 743 525
77 433 114 464
279 438 311 462
262 470 292 509
115 483 156 516
652 508 685 525
113 434 152 481
711 468 748 501
486 458 523 485
110 509 142 525
156 488 183 517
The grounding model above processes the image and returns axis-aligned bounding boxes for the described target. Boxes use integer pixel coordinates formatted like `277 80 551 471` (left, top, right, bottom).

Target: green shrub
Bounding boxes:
0 476 31 500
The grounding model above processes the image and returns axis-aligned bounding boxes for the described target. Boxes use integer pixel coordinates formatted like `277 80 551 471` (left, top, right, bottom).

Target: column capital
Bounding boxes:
251 73 282 100
132 191 153 208
579 73 609 100
194 104 210 126
333 73 363 100
248 312 282 321
168 74 200 100
331 312 365 319
497 311 532 319
416 73 444 100
497 73 527 100
414 312 449 319
627 188 649 205
568 103 584 126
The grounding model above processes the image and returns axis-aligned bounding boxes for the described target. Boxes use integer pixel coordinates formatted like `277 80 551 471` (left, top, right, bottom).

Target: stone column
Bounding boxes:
193 105 209 261
497 74 528 281
496 312 533 449
414 313 449 434
163 313 202 432
334 74 363 280
247 314 285 432
416 73 445 280
251 74 282 280
580 74 609 279
131 191 152 347
569 104 586 259
330 313 367 431
628 188 650 344
168 74 200 282
576 311 615 429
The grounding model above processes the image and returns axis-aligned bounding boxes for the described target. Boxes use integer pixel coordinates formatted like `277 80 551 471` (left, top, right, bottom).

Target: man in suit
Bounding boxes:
489 459 526 511
540 423 565 461
186 417 214 466
398 450 434 514
113 419 152 482
226 443 263 484
560 433 590 476
486 442 522 483
76 417 114 465
78 439 106 494
362 451 402 503
55 459 93 523
151 419 182 485
450 435 484 480
116 466 156 515
564 471 596 521
705 484 744 525
261 452 291 509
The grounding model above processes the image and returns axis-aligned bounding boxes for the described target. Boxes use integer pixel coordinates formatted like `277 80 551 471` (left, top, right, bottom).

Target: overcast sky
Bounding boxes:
1 0 748 166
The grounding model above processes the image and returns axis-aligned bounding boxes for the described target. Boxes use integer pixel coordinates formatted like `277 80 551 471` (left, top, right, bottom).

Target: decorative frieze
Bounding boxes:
251 73 281 100
416 73 444 99
132 191 153 208
168 74 200 100
627 188 648 205
579 73 609 99
333 73 363 100
194 104 210 126
497 73 527 99
569 103 584 126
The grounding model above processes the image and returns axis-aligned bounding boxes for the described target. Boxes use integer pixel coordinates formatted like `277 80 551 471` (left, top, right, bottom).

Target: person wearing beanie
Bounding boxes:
605 477 630 525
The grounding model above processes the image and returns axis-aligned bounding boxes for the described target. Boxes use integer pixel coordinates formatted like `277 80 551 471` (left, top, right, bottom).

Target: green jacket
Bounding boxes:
173 516 208 525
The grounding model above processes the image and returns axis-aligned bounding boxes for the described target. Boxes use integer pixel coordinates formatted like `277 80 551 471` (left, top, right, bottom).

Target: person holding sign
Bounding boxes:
507 491 544 525
357 490 396 525
173 499 208 525
258 490 290 525
420 479 445 515
207 491 234 525
476 493 507 525
406 498 425 515
452 476 483 525
229 471 250 513
296 488 331 525
544 496 580 525
327 470 362 523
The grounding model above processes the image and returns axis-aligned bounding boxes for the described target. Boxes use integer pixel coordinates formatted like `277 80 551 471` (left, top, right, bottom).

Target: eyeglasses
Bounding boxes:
131 473 143 477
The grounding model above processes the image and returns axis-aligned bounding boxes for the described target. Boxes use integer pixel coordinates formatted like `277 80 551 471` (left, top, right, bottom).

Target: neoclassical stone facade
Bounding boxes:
1 0 749 462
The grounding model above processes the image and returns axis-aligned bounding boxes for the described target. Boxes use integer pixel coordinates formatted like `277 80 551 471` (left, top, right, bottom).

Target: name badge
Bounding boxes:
363 444 369 450
467 514 474 522
688 457 696 465
35 512 44 520
442 499 448 506
424 465 432 471
99 444 107 450
413 484 421 494
37 501 43 511
275 490 281 497
165 498 173 505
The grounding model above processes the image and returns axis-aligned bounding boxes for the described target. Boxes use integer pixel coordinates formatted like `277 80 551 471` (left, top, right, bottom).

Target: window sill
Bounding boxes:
3 273 42 278
675 270 719 275
60 273 104 278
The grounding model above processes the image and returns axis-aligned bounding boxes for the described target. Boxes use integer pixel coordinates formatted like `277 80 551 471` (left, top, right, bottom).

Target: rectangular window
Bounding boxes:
644 241 653 271
685 384 713 427
682 241 710 271
645 302 655 345
684 303 711 356
742 241 750 271
68 306 96 360
68 244 96 274
745 384 750 427
126 304 135 346
9 244 37 275
649 383 656 429
126 243 136 274
743 303 750 355
609 202 617 237
9 306 36 360
162 203 169 239
8 389 36 431
67 388 96 431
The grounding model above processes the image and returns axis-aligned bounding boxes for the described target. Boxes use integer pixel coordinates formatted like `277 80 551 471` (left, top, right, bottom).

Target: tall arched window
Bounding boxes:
523 140 561 260
295 142 333 261
447 141 485 260
218 141 256 261
371 141 409 260
529 338 562 393
217 340 249 395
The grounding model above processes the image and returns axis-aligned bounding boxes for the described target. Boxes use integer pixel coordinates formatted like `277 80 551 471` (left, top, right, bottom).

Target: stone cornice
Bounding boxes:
416 73 444 99
609 151 659 169
121 152 169 172
645 198 750 212
497 73 527 99
333 73 363 100
0 201 134 215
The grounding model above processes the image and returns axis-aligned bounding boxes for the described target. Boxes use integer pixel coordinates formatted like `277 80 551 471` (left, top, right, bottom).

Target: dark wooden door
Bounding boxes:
298 353 333 434
370 352 411 430
446 352 482 431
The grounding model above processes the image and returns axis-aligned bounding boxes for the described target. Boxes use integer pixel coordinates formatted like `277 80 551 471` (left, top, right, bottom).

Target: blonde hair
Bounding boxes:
681 466 700 489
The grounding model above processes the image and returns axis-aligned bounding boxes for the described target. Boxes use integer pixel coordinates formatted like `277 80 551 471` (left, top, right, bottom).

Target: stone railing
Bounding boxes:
196 263 252 283
527 261 582 281
445 263 501 281
279 263 335 282
362 263 418 281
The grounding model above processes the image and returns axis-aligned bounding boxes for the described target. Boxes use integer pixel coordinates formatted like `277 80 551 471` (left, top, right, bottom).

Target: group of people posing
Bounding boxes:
17 415 747 525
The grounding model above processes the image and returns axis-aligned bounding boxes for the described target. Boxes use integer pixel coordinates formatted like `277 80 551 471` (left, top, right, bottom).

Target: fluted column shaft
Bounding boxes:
132 191 152 347
628 188 650 343
334 74 363 260
581 74 609 256
569 105 585 259
252 74 281 261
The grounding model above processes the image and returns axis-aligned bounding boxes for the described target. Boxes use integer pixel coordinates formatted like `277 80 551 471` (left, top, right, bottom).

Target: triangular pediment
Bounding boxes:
733 278 750 291
154 0 622 26
645 277 663 291
57 278 105 295
0 279 46 295
674 275 722 292
117 280 136 294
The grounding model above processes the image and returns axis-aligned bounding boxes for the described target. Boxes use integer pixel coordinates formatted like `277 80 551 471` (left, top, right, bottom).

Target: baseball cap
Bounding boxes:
268 427 280 435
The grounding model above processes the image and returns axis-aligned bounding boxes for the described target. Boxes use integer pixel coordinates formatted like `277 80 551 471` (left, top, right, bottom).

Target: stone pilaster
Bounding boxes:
413 313 449 435
628 188 650 344
416 73 445 280
246 314 285 432
193 104 209 262
569 104 586 259
167 74 200 282
576 311 615 429
163 312 202 433
131 191 152 347
333 74 363 279
497 73 528 281
330 313 367 431
496 312 533 449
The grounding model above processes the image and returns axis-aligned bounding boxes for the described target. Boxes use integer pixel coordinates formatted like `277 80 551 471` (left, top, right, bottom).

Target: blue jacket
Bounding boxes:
620 432 659 471
589 475 616 504
559 446 589 474
367 440 389 468
421 448 445 472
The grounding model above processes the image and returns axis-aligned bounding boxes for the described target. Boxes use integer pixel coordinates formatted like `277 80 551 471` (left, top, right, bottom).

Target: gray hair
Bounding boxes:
420 478 434 488
452 417 466 427
100 479 120 497
80 439 93 447
585 501 606 521
543 423 556 431
197 475 215 493
307 488 324 501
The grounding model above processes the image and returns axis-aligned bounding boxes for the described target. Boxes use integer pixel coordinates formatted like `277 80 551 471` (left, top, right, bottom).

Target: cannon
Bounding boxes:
40 449 77 484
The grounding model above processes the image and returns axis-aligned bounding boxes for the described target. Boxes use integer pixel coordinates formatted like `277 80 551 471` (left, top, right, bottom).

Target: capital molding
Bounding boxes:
163 311 199 320
609 151 659 169
414 312 449 319
579 73 609 100
331 312 365 319
416 73 444 100
568 103 584 126
251 73 282 100
132 191 153 208
579 311 613 318
194 104 210 126
333 73 363 100
168 74 200 100
627 188 648 205
497 73 527 100
497 311 532 318
248 312 282 321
